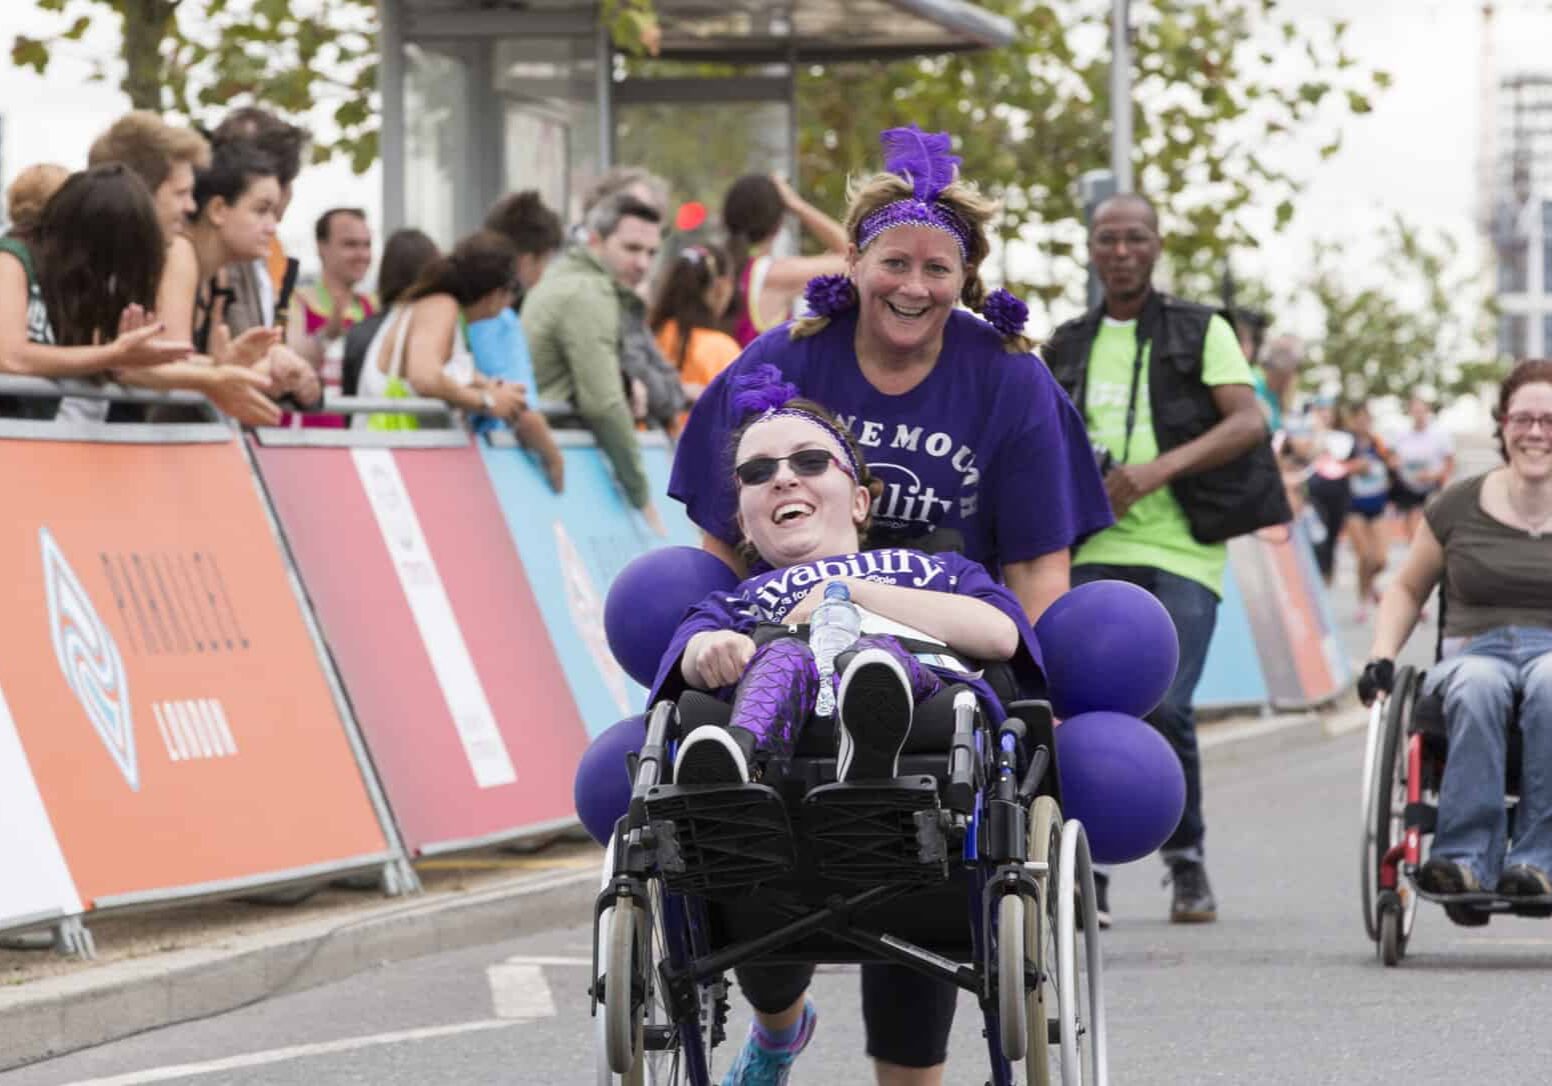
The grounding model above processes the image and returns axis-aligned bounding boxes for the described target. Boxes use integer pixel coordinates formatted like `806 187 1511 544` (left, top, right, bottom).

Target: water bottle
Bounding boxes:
810 581 861 718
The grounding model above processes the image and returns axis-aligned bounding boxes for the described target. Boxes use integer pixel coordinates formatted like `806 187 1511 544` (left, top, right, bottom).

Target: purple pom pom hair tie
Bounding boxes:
803 274 857 318
856 125 972 259
729 363 862 481
981 289 1028 338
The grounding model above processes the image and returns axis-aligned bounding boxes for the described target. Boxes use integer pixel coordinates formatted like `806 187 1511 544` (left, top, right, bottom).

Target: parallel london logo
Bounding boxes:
40 526 138 791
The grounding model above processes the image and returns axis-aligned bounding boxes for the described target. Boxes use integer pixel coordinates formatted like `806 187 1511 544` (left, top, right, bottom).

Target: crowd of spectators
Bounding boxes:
0 114 851 519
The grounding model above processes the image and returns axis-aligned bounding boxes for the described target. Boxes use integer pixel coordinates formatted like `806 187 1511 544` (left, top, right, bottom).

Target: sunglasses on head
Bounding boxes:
734 448 852 487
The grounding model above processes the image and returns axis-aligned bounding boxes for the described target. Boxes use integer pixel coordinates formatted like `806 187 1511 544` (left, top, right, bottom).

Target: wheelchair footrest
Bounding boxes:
800 776 948 885
644 783 795 895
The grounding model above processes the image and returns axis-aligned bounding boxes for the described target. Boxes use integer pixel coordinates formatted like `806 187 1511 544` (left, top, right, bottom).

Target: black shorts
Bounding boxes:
735 960 958 1068
1389 482 1433 511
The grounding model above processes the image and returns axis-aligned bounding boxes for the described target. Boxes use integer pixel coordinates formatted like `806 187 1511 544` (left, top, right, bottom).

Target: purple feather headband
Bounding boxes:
856 125 970 258
730 364 861 480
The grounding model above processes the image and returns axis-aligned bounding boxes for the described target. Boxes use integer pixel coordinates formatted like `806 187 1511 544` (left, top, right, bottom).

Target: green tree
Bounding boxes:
794 0 1391 319
1302 216 1500 403
11 0 379 169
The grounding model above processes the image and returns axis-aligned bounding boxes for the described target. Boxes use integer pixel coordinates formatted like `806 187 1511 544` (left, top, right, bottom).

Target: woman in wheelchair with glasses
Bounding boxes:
647 367 1044 1085
1359 358 1552 899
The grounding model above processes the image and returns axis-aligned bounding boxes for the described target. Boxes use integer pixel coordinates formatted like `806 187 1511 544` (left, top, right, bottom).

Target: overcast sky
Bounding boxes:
0 0 1548 311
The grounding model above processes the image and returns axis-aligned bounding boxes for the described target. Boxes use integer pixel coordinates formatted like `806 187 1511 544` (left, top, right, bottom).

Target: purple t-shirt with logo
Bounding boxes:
648 547 1043 709
669 309 1114 574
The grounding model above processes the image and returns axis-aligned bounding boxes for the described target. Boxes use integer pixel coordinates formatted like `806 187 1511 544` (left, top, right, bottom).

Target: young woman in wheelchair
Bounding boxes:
1359 358 1552 900
644 367 1044 1085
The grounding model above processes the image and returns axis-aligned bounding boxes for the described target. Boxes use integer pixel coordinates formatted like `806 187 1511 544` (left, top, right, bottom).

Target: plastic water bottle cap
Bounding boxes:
823 581 850 601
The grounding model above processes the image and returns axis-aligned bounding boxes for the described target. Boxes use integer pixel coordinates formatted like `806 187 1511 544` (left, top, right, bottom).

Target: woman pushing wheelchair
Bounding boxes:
644 371 1047 1083
1359 359 1552 900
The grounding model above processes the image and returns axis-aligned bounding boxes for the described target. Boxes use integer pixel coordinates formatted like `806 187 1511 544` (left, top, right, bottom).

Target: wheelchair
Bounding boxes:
590 647 1109 1085
1360 659 1549 967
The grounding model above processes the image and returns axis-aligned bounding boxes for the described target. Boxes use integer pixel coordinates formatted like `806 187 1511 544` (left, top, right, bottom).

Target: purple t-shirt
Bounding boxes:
669 309 1114 573
648 547 1043 710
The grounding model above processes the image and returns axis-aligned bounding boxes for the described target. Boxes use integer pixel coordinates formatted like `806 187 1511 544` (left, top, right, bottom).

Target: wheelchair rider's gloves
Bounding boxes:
1358 658 1395 707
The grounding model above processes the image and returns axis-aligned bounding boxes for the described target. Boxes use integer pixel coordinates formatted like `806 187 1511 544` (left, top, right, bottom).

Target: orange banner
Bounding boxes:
0 439 388 906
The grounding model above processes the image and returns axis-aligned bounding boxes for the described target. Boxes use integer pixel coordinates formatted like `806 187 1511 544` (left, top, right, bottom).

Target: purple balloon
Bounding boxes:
1055 711 1185 865
1035 580 1180 719
574 715 646 845
605 546 739 689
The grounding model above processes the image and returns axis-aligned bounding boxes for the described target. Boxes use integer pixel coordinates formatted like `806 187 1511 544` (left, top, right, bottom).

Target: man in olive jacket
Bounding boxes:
524 193 666 534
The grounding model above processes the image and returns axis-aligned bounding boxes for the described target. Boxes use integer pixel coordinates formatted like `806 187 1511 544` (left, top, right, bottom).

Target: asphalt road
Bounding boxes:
9 460 1526 1086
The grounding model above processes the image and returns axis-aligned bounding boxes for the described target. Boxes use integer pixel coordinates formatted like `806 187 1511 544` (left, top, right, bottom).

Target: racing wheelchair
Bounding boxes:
590 641 1109 1085
1361 652 1549 966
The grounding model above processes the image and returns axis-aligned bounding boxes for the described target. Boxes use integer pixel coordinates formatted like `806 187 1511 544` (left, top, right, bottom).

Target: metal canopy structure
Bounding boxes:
378 0 1013 241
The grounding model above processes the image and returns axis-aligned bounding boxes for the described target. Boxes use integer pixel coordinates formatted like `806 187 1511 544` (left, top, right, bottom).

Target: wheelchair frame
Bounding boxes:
591 691 1109 1085
1360 663 1551 967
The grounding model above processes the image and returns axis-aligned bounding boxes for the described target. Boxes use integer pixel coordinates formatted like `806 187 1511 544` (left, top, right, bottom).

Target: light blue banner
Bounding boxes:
1196 563 1272 710
480 435 699 738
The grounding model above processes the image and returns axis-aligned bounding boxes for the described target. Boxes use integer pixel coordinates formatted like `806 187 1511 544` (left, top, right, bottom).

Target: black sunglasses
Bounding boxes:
734 448 852 487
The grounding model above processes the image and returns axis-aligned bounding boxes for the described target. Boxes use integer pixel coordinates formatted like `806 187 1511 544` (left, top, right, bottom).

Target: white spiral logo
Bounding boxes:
41 526 137 791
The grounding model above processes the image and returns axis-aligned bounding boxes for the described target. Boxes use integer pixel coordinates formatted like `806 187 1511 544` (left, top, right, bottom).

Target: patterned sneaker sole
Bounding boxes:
674 729 748 786
836 654 912 782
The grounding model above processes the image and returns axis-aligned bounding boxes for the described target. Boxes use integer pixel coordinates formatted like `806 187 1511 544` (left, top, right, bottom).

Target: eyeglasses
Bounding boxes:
734 448 852 487
1504 412 1552 434
1091 229 1156 251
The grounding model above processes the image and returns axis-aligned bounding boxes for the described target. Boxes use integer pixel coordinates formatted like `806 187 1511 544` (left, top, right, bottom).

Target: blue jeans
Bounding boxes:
1071 563 1219 860
1424 627 1552 885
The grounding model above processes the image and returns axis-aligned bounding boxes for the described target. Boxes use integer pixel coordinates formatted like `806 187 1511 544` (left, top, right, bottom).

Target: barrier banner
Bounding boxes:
252 440 590 852
1200 523 1351 710
0 440 390 908
479 436 699 738
0 681 81 934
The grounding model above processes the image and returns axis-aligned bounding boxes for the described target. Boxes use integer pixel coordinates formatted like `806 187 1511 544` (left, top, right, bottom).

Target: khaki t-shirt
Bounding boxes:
1426 474 1552 638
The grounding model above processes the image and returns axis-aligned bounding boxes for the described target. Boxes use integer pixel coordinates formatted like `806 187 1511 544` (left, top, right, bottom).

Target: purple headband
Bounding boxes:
856 126 971 258
730 364 862 480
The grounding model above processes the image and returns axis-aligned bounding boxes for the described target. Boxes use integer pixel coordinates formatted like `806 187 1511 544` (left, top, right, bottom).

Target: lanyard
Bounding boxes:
1118 332 1148 465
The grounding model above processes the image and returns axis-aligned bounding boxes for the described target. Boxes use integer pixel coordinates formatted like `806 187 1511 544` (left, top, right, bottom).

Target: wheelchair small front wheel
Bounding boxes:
1377 893 1405 968
604 896 644 1074
998 892 1028 1062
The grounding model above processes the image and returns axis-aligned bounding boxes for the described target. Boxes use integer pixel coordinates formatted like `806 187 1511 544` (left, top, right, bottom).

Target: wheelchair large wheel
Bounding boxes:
1362 666 1421 962
1054 819 1109 1085
1023 795 1062 1086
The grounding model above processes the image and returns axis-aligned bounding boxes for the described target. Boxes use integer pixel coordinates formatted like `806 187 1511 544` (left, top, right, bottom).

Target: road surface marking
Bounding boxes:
63 1020 518 1085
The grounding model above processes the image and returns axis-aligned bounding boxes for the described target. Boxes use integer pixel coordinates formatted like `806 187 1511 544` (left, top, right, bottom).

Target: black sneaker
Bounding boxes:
1496 863 1552 898
673 725 750 786
1415 856 1480 895
1089 871 1112 930
1165 860 1217 924
836 648 913 782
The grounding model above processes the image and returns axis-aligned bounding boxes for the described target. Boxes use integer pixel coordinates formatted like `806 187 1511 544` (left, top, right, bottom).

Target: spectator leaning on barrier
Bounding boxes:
470 190 567 488
209 107 310 332
1043 192 1287 928
354 229 529 438
86 111 211 354
0 165 194 419
523 193 670 533
344 227 439 397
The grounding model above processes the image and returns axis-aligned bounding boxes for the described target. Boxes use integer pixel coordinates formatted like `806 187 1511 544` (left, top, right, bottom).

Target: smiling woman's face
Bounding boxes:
850 225 964 359
735 413 870 569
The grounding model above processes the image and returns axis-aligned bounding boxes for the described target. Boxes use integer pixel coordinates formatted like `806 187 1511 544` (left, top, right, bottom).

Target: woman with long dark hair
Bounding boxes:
0 164 193 419
648 243 739 413
721 174 848 347
356 230 561 489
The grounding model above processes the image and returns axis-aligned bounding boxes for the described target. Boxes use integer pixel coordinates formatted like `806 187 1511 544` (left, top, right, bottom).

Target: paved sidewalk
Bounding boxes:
0 698 1367 1074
